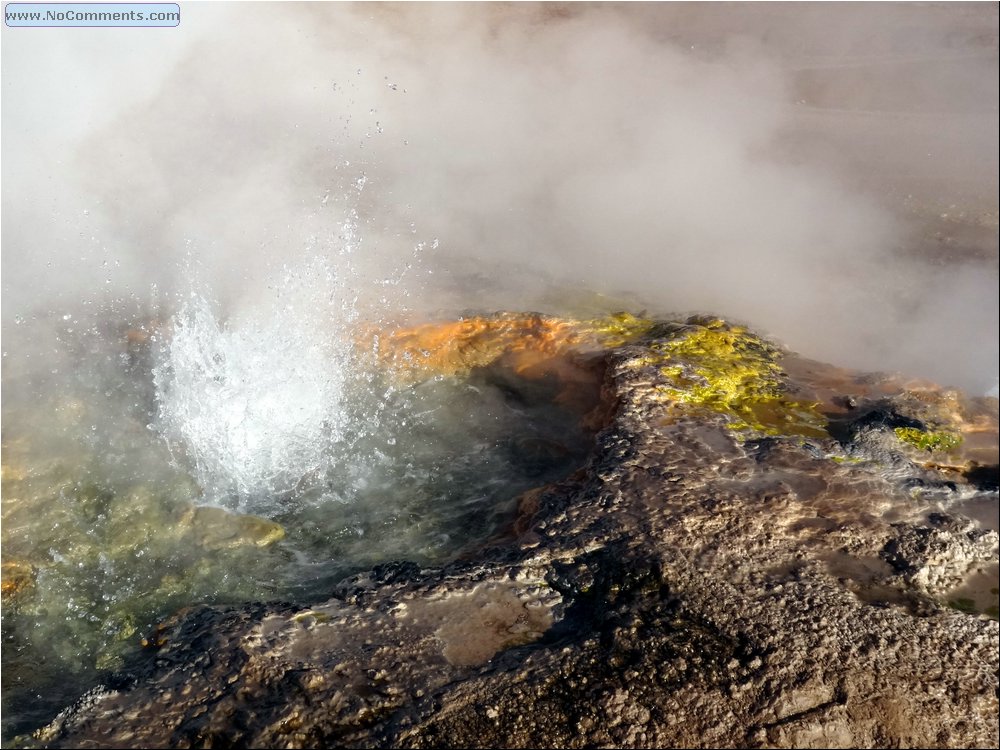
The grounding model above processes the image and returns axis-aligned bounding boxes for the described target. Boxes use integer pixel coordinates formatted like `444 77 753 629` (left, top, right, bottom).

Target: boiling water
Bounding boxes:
154 262 354 507
0 273 597 741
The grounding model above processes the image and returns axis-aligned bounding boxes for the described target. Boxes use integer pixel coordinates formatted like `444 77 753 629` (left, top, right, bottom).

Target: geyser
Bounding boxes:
153 262 353 508
2 3 997 745
1 293 605 741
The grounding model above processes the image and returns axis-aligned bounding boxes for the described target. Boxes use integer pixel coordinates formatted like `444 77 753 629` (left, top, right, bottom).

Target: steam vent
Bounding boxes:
7 312 998 749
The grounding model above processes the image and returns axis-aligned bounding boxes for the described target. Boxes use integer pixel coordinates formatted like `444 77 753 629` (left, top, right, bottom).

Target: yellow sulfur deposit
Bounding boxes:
638 319 828 438
575 311 658 348
365 313 828 439
893 426 963 453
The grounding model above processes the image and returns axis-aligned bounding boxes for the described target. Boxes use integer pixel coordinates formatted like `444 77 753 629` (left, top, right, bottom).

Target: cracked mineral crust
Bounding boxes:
26 316 1000 749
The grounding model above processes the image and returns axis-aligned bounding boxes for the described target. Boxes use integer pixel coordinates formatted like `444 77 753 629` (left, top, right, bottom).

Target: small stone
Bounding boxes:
183 506 285 549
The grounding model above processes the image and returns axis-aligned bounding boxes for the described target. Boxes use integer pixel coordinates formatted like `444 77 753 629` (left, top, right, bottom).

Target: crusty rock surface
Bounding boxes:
28 324 999 749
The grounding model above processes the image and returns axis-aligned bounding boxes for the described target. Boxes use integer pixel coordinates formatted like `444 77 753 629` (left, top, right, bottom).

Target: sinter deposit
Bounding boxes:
9 313 997 749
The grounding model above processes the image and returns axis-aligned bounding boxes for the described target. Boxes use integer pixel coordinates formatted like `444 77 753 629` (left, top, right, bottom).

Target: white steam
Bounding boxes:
2 3 997 393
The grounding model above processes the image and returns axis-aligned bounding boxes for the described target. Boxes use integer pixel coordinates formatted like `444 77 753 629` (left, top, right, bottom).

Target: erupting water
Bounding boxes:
154 265 353 509
1 257 600 742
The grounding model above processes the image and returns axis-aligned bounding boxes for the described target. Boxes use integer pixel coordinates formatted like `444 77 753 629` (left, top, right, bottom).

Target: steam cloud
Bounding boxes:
3 3 998 393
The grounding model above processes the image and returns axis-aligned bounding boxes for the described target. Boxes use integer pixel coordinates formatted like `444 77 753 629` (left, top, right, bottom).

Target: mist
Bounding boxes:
3 2 998 393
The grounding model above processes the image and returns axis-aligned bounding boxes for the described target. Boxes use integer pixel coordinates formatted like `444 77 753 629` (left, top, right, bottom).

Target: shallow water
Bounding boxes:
0 299 599 741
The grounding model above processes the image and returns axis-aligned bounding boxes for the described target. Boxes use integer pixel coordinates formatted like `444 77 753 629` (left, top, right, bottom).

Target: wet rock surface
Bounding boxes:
25 317 999 749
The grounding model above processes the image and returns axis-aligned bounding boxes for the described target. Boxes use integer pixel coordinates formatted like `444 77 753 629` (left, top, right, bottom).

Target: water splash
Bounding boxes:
153 259 353 510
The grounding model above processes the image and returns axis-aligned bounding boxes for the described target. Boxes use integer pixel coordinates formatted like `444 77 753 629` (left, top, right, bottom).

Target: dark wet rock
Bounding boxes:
506 436 571 477
826 402 927 444
26 319 999 749
965 464 1000 492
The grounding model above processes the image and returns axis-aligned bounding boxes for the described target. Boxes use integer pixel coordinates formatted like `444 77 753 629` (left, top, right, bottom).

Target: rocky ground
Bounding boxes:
21 316 999 749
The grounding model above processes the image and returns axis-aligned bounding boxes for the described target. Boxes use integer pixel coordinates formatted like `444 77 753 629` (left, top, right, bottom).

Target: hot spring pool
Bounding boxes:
0 297 606 741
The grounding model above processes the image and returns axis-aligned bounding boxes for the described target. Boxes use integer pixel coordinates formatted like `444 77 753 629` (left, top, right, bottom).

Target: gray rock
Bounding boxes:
28 327 999 749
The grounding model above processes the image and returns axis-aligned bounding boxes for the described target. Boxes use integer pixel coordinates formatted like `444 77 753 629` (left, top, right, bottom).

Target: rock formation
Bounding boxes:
23 315 1000 748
